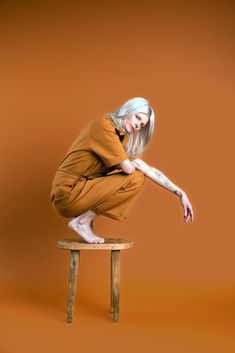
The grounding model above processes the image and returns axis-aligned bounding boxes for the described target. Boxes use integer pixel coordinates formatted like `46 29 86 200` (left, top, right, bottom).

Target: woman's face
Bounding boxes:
123 112 149 134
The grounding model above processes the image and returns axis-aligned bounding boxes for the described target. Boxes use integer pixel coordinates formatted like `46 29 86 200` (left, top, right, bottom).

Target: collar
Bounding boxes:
115 128 129 145
115 127 125 136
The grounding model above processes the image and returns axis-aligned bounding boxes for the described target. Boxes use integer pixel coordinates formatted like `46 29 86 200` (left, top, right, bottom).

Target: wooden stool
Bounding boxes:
57 238 134 323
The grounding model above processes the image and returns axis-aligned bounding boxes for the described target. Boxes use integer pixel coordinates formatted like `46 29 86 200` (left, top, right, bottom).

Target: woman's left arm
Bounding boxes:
132 159 194 223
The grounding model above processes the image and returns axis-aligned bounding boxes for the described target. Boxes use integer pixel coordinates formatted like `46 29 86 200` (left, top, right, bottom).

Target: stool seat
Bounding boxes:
57 238 134 250
57 237 134 323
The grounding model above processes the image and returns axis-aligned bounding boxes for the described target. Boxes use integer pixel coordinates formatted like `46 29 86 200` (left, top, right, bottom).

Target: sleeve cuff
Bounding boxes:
104 153 129 167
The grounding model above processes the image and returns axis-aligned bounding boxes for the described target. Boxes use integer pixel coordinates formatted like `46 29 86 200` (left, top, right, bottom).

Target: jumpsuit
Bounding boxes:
50 115 146 222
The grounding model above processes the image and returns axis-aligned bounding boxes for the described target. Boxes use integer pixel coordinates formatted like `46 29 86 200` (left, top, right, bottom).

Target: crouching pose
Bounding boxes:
50 97 194 244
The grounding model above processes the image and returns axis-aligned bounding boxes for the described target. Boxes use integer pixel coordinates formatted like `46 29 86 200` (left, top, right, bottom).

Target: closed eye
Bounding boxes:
136 114 145 128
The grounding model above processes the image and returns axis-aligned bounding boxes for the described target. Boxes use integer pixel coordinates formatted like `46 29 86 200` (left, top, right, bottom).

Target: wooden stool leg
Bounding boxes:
110 253 113 314
67 250 79 323
111 250 120 322
110 252 114 314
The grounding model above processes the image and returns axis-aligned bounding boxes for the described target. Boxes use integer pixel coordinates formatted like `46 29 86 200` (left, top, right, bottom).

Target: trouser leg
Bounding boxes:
54 170 146 220
91 170 146 221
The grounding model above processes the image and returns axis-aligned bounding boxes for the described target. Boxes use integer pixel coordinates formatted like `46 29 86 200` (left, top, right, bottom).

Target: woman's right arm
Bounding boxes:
131 158 194 222
118 158 194 223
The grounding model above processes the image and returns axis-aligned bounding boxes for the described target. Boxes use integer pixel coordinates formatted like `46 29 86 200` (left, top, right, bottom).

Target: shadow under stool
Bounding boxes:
57 238 134 323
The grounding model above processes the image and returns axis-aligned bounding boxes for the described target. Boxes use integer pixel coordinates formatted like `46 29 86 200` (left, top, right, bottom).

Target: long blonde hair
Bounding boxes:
106 97 155 158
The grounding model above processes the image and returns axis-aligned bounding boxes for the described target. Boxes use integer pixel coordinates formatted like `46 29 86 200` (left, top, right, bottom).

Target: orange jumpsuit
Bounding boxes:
50 115 146 222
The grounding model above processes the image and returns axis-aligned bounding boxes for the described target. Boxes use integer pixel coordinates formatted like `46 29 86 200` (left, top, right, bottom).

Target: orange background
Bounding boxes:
1 1 234 352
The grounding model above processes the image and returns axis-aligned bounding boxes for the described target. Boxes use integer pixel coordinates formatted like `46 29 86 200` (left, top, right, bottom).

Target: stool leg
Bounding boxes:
111 250 120 322
67 250 79 323
110 252 113 314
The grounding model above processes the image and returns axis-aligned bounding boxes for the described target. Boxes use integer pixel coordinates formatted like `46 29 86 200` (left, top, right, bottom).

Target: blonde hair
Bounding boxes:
106 97 155 158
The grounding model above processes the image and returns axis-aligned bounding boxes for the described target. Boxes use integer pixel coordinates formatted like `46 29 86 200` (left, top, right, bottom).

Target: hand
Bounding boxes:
180 192 194 223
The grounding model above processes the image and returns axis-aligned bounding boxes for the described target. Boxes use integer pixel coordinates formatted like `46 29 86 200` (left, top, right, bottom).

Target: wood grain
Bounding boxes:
57 238 134 250
66 250 79 323
111 250 120 322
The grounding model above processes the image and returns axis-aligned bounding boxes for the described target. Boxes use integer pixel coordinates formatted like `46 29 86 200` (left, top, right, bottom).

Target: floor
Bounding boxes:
1 279 235 353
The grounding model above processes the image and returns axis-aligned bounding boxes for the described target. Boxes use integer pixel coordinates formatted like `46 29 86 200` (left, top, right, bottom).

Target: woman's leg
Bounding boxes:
68 169 145 220
53 171 146 243
91 170 146 222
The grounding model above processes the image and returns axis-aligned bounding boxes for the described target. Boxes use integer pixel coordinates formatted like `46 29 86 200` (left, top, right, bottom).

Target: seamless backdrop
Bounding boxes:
0 1 234 353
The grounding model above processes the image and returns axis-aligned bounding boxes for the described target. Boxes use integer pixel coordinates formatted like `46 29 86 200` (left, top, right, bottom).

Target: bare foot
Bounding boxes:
90 221 105 244
68 216 105 244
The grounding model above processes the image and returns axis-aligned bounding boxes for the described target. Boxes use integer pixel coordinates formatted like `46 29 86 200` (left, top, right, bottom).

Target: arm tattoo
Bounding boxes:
132 159 182 196
132 159 142 168
151 169 181 196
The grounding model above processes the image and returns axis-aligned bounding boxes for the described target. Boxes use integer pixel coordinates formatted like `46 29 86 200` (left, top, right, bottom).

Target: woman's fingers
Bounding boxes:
188 204 194 222
184 203 188 220
181 194 194 223
187 206 194 222
183 204 194 222
184 207 189 222
184 212 189 222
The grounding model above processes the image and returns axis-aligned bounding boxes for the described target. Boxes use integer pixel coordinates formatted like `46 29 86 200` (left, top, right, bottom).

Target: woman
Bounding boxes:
50 97 194 244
